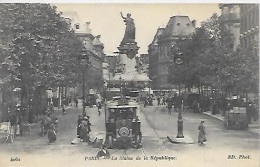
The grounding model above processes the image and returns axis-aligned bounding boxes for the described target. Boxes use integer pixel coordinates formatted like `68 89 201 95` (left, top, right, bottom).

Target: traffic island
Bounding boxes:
167 136 194 144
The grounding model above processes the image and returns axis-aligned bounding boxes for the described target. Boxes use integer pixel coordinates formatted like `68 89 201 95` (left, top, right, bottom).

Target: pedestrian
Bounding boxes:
246 99 254 124
162 96 166 105
144 97 148 107
48 123 57 143
97 102 102 115
49 103 54 115
10 113 16 130
167 97 173 115
252 97 259 121
74 97 78 108
86 116 91 133
80 117 89 142
157 96 161 106
62 105 66 115
198 121 206 144
77 115 83 137
212 100 218 115
149 96 153 106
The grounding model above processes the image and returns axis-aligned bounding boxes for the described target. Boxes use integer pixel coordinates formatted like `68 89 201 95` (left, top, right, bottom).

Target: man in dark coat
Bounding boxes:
157 96 161 106
77 115 83 137
162 96 166 105
167 97 173 115
80 117 89 142
74 98 78 107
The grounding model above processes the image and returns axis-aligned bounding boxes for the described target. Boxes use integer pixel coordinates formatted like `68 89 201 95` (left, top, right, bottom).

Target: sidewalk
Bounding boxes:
203 111 259 135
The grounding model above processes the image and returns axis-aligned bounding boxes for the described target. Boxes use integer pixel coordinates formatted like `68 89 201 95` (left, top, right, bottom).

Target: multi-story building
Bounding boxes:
62 11 105 93
219 4 241 51
148 28 164 89
149 16 196 89
239 4 259 51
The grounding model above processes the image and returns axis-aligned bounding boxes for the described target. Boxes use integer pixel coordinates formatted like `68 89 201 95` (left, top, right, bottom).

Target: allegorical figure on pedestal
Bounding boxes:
120 12 135 43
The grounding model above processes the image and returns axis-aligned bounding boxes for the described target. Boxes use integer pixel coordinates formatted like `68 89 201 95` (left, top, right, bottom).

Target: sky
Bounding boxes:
56 4 221 55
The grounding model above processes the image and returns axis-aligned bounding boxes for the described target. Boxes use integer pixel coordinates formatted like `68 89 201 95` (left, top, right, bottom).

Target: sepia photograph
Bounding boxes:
0 1 259 167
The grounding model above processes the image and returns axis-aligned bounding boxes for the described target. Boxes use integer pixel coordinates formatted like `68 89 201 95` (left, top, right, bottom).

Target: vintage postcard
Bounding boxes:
0 2 259 167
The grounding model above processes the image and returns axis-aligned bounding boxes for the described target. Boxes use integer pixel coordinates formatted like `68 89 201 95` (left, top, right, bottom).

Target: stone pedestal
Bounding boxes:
118 41 139 59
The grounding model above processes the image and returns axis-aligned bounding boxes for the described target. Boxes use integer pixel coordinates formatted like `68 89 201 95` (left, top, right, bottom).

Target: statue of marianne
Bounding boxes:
120 12 135 43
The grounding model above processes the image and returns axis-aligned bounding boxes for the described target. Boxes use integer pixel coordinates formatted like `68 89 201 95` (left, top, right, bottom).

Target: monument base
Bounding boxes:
118 41 139 59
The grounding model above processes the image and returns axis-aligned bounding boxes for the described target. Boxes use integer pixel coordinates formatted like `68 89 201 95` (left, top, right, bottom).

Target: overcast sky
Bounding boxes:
56 4 221 55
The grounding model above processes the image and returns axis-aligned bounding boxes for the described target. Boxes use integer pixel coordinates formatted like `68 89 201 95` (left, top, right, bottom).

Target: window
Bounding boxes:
177 23 180 26
187 23 190 26
75 24 80 29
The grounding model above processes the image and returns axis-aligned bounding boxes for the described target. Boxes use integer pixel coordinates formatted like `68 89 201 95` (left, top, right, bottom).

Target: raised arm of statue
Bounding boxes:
120 12 126 19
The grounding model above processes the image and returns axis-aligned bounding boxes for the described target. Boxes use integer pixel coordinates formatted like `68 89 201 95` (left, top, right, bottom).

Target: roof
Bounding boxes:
150 28 165 46
83 39 97 54
108 105 137 109
61 11 81 23
162 15 196 37
112 96 131 99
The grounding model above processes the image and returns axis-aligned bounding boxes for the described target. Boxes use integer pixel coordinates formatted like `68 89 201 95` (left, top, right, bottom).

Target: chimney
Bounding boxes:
86 22 92 34
192 19 196 27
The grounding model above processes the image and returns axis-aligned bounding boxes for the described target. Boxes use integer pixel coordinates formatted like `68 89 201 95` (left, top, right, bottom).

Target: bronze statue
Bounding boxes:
120 12 135 43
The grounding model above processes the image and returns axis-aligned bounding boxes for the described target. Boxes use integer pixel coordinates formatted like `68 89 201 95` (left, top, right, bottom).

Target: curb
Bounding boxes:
202 112 225 122
202 112 259 135
167 136 194 144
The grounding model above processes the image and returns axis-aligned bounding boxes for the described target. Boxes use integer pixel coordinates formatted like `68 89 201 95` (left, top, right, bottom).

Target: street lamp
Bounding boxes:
119 76 122 95
172 48 185 138
80 48 89 114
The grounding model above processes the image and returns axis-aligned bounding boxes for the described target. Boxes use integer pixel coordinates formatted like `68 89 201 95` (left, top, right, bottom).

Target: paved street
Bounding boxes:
0 101 259 167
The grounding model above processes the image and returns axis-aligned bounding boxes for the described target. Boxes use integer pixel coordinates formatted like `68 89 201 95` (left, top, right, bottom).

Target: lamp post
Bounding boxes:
172 48 185 138
80 48 88 114
119 76 122 95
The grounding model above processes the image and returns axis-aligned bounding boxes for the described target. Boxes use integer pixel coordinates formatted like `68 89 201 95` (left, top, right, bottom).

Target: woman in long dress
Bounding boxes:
198 121 206 144
120 12 135 42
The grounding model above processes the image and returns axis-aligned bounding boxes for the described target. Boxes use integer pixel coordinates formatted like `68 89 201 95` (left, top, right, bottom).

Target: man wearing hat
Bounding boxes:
77 115 83 138
86 116 91 134
80 117 89 142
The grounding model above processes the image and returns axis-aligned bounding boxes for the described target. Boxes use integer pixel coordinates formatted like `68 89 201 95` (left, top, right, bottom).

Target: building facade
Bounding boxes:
62 12 105 93
148 28 164 89
239 4 259 51
219 4 241 51
148 16 196 89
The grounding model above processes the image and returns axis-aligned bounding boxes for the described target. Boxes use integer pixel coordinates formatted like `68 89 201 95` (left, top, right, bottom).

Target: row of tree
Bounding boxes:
0 4 84 112
169 13 258 98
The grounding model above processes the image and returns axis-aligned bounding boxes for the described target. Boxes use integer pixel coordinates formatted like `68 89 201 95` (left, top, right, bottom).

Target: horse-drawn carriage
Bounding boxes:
0 122 15 143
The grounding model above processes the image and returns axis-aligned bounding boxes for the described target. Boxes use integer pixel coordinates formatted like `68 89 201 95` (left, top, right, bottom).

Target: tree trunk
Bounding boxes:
65 86 67 98
58 86 61 108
